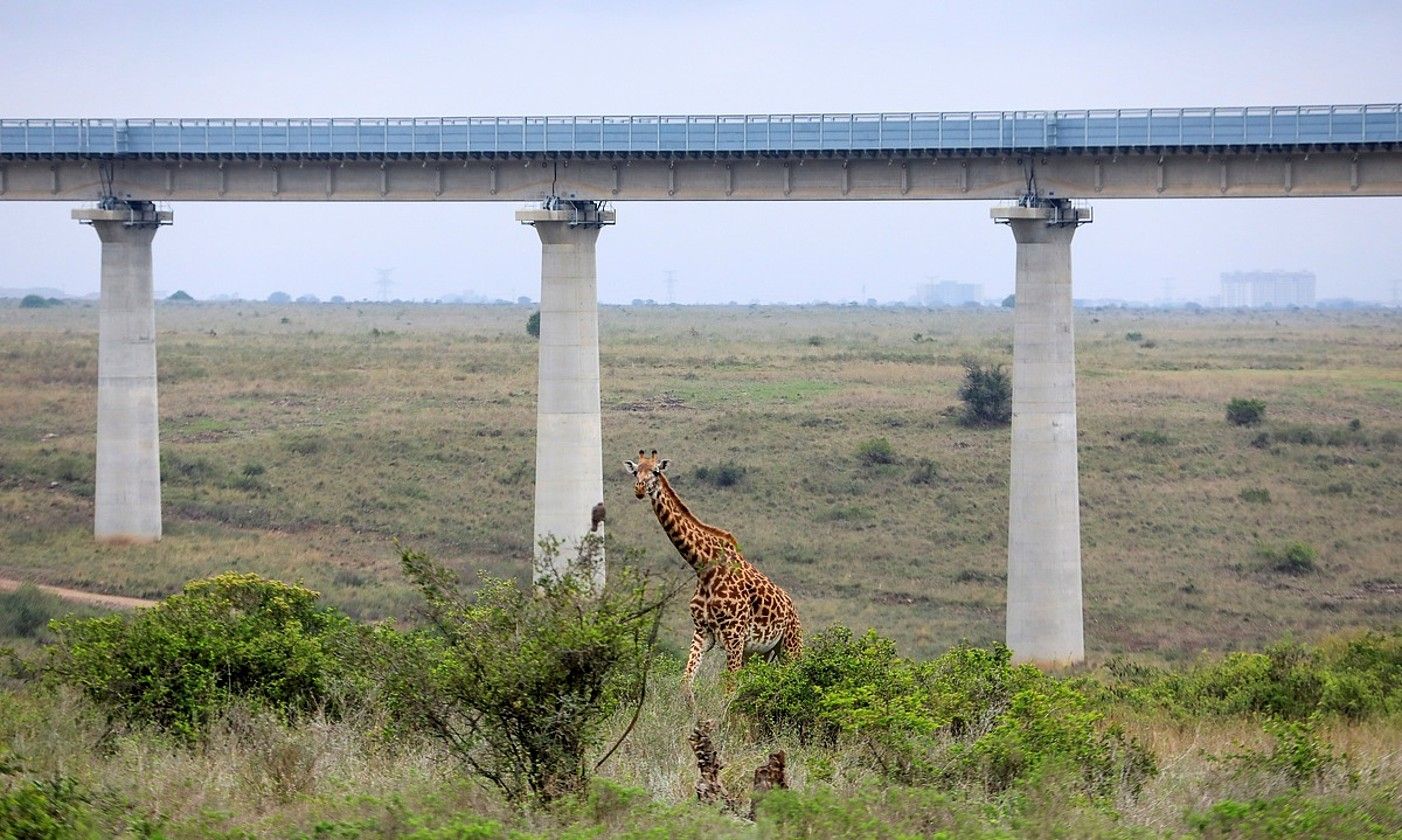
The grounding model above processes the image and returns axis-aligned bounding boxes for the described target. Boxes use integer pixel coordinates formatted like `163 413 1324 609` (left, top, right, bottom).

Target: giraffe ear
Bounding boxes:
658 459 670 472
623 460 638 474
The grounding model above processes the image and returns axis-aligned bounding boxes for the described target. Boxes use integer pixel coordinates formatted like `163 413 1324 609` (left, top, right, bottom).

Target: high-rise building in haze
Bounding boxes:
917 280 983 306
1220 270 1316 308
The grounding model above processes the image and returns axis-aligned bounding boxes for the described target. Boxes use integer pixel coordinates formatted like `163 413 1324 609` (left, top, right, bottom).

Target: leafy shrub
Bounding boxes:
1226 398 1266 426
1187 793 1402 839
18 294 61 309
0 774 96 838
1238 487 1271 504
526 310 540 338
855 437 895 466
732 630 1155 798
1258 541 1319 576
805 335 825 347
732 627 906 748
1102 632 1402 720
380 546 673 802
1124 331 1143 342
694 462 748 488
48 573 366 742
1213 717 1345 794
957 361 1011 426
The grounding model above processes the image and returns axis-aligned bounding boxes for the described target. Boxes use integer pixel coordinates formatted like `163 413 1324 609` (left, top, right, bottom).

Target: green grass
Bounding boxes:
0 302 1399 659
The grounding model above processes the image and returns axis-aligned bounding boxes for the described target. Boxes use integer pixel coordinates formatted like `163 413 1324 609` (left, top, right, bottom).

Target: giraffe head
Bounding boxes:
624 449 670 499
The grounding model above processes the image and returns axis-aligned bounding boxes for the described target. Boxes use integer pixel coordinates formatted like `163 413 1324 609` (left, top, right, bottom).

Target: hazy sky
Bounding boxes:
1 1 1399 304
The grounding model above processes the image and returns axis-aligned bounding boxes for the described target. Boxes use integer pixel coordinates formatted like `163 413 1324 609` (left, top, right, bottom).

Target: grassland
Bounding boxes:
0 301 1398 660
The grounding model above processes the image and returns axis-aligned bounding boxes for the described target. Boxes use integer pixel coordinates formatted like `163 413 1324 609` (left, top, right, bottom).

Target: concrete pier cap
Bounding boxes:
519 200 612 591
993 197 1090 668
76 200 171 544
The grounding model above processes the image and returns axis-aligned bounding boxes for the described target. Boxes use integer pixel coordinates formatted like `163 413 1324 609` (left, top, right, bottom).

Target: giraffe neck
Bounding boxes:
649 474 730 574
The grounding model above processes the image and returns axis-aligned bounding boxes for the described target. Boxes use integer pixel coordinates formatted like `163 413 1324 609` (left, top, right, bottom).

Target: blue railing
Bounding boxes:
2 105 1398 156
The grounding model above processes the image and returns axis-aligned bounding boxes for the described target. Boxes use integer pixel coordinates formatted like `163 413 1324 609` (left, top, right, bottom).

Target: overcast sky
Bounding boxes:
1 1 1399 304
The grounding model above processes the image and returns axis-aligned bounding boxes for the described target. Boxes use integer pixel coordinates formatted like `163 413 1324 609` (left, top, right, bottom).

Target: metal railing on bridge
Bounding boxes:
2 105 1399 157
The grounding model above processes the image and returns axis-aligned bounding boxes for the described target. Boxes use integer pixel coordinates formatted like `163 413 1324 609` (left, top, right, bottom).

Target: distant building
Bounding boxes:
917 280 983 307
1220 270 1316 308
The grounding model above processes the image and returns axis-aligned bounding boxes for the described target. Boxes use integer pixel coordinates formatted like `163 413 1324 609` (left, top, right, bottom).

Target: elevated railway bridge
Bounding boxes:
4 103 1399 666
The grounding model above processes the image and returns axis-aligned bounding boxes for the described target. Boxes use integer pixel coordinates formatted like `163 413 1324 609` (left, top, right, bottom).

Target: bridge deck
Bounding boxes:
3 105 1399 158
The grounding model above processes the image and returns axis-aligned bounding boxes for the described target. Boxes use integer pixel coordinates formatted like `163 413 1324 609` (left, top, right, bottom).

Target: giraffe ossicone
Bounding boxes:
625 449 803 691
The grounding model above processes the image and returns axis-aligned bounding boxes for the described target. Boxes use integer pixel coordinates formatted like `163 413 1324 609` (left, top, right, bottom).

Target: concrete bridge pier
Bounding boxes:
992 200 1091 666
517 201 615 589
73 202 173 543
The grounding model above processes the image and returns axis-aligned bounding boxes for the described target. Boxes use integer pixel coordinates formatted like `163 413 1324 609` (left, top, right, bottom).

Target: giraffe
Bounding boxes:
624 450 802 691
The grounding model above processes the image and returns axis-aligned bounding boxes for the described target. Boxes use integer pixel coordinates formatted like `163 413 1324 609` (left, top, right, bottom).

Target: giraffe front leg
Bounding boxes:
720 623 747 684
682 629 711 704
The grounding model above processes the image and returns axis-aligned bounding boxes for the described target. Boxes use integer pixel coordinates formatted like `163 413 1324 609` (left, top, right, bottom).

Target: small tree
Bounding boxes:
166 290 195 302
383 544 675 802
957 360 1012 426
526 310 541 338
1001 294 1015 308
267 291 291 304
1226 398 1266 426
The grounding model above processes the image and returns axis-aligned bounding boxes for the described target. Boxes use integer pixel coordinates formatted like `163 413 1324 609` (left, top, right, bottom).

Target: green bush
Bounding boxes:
1258 541 1319 576
732 627 907 747
1239 487 1272 504
1188 793 1402 839
380 546 673 802
1102 632 1402 720
48 573 366 742
1124 331 1143 342
855 437 896 466
1218 716 1341 788
694 462 748 488
0 775 97 838
957 361 1012 426
526 310 540 338
1226 397 1267 426
18 294 61 309
732 630 1155 798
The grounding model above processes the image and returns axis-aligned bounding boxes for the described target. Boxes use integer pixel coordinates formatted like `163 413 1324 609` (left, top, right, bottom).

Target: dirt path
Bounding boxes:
0 577 156 610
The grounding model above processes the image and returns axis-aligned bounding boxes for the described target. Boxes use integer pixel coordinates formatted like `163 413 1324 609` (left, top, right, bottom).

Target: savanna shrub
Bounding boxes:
694 461 748 488
1216 716 1341 789
0 774 95 838
732 630 1156 798
526 310 540 338
957 361 1012 426
1102 632 1402 720
1258 541 1319 576
380 545 673 802
855 437 896 466
48 573 366 742
1226 397 1266 426
732 627 909 747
